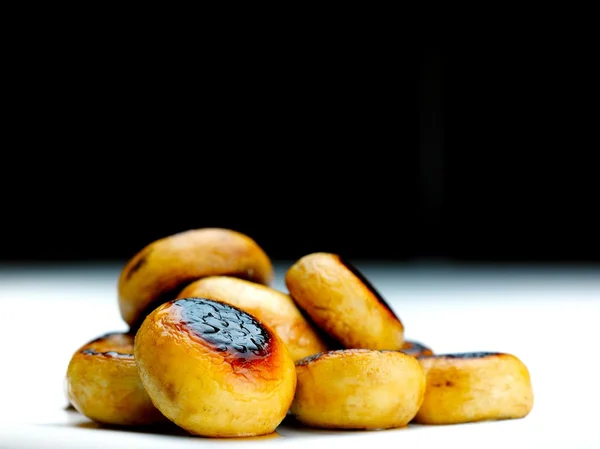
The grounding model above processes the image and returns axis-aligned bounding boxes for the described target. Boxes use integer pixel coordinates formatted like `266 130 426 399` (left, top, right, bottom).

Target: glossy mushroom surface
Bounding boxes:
134 297 297 437
177 276 328 361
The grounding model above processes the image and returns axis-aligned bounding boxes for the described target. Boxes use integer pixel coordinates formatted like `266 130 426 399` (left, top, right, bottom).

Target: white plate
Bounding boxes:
1 263 599 448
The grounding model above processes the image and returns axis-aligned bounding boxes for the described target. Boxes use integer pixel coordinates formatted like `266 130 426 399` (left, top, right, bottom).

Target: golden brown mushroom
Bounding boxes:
285 253 404 350
414 352 534 425
290 349 426 430
118 228 274 328
134 297 297 438
66 332 166 426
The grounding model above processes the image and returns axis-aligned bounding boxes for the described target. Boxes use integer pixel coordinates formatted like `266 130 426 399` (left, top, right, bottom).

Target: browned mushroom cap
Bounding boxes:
176 276 328 361
400 340 434 357
118 228 274 328
291 349 425 430
75 331 134 353
134 297 297 438
414 352 534 425
285 252 404 350
66 332 167 426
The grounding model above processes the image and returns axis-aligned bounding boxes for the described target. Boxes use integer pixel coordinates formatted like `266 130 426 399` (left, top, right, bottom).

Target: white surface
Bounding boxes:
1 262 599 448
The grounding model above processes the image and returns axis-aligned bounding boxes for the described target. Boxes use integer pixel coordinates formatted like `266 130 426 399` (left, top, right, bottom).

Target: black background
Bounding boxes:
2 32 598 264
